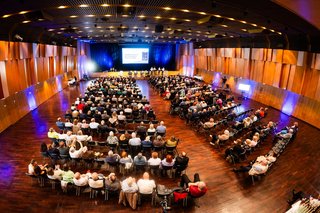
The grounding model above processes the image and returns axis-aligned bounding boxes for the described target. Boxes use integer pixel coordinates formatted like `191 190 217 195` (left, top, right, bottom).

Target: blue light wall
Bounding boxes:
89 43 176 71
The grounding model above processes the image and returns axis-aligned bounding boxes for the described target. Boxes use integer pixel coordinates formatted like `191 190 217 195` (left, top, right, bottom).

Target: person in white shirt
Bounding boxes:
148 152 161 166
137 172 156 194
73 172 89 186
89 118 99 129
248 160 269 176
69 140 88 159
47 165 63 180
147 124 156 134
118 111 126 121
124 106 133 113
64 119 73 128
88 172 104 189
129 133 141 146
249 135 259 147
121 176 138 193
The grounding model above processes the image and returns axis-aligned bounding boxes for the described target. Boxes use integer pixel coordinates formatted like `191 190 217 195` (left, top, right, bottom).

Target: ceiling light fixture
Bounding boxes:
214 14 221 18
155 16 161 19
123 4 131 7
2 14 11 18
228 17 235 21
58 6 67 9
101 4 109 7
164 7 172 10
199 12 206 15
241 28 247 31
182 9 189 12
240 20 247 24
221 25 228 28
251 23 257 27
105 14 112 17
19 11 29 14
22 20 31 24
70 15 78 18
79 4 89 8
170 17 176 20
184 19 191 22
86 14 95 17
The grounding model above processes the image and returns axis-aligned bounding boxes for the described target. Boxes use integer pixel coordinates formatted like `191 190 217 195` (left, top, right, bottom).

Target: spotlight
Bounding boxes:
85 60 97 72
14 34 23 41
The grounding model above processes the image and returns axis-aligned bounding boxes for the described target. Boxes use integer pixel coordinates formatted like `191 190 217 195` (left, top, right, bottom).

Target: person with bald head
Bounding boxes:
137 172 156 194
73 172 89 186
180 173 207 198
88 172 104 189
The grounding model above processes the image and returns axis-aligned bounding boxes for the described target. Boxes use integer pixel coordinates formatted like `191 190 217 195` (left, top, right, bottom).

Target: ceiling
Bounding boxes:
0 0 319 46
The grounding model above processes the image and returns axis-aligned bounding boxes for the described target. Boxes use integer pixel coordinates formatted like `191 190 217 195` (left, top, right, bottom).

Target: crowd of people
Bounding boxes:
28 77 207 210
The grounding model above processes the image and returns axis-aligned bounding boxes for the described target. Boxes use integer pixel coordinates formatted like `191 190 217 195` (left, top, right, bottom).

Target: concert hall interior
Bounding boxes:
0 0 319 213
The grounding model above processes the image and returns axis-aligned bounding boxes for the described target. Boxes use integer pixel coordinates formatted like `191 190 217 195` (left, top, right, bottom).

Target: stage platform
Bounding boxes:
89 70 181 78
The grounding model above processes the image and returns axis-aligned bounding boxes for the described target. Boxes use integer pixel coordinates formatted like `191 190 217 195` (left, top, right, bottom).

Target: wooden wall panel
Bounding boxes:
0 41 8 60
283 50 298 65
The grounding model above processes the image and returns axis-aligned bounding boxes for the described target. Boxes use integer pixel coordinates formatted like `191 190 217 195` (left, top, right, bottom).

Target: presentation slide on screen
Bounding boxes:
122 48 149 64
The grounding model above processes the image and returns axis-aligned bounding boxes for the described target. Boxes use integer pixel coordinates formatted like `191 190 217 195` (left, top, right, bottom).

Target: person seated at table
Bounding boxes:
105 150 120 164
174 152 189 177
142 136 153 148
73 172 89 186
107 131 119 145
153 135 165 147
133 153 147 166
47 128 59 140
200 118 215 129
148 152 161 167
61 164 74 190
76 130 93 143
69 139 88 158
166 136 178 147
89 172 104 189
28 159 47 176
47 165 63 180
137 172 156 194
105 173 121 192
179 173 207 198
129 132 141 146
119 177 139 209
147 124 156 134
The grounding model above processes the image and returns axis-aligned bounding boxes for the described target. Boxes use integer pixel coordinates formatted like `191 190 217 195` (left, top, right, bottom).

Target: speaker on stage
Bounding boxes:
155 24 164 33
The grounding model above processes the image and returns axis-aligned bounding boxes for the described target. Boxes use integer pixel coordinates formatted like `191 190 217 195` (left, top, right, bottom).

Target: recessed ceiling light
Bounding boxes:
109 26 114 28
221 25 228 28
228 17 235 21
155 16 161 19
214 14 222 18
184 19 191 22
122 14 128 17
86 14 95 17
123 4 131 7
105 14 112 17
182 9 189 12
19 11 29 14
170 17 176 20
240 20 247 24
139 15 146 18
230 35 234 38
251 23 257 27
2 14 11 18
70 15 78 18
22 20 31 24
60 27 66 30
101 4 109 7
79 4 89 8
48 29 54 31
199 12 206 15
261 26 266 29
270 29 275 32
164 7 172 10
38 18 45 21
58 6 67 9
241 28 247 31
84 26 90 29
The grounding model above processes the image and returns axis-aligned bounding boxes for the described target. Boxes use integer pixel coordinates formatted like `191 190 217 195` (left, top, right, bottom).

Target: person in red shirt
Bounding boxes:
179 173 207 198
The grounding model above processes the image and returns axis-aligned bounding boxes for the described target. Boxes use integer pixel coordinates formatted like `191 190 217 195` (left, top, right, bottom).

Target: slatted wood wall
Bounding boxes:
0 41 77 133
181 46 320 128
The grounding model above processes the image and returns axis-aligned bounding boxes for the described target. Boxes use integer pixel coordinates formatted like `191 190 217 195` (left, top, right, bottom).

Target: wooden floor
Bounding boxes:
0 79 319 213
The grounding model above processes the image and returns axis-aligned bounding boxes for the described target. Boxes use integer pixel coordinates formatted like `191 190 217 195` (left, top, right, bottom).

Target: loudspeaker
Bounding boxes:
155 24 164 33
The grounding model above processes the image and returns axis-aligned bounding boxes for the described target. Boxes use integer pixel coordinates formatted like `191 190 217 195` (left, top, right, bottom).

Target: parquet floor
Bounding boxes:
0 79 319 213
